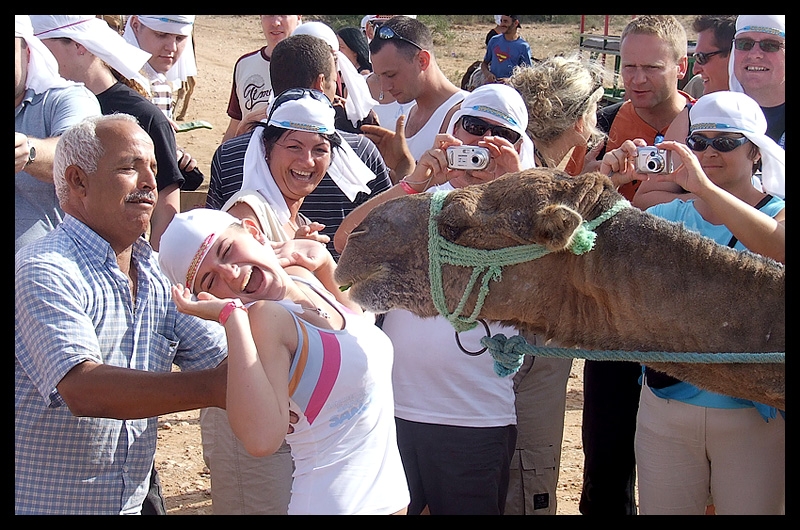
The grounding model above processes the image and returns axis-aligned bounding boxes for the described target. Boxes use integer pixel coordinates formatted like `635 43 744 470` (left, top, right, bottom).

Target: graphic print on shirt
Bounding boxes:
288 320 342 425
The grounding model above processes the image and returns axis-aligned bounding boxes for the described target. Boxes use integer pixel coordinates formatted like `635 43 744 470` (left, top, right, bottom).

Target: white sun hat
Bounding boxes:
158 209 242 293
447 83 536 169
689 90 785 199
123 15 197 82
30 15 152 95
728 15 785 95
15 15 75 94
292 21 377 126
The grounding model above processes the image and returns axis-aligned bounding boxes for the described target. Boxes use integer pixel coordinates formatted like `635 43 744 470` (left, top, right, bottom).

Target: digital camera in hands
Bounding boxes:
635 146 675 174
446 146 491 170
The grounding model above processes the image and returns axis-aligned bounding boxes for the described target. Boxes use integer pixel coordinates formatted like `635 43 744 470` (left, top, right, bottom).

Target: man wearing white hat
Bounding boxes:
123 15 197 120
729 15 784 148
292 20 379 132
30 15 191 251
15 15 101 253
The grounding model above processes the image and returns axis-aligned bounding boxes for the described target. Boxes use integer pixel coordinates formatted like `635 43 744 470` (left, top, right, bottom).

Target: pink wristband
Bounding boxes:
219 299 247 325
399 180 420 195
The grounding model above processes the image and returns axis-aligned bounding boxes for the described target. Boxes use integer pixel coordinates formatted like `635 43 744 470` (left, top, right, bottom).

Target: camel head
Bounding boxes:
335 168 618 319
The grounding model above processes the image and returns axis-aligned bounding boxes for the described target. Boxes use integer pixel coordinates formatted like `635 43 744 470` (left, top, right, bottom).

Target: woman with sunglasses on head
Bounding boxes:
334 83 531 515
602 90 784 515
225 88 378 256
158 208 410 515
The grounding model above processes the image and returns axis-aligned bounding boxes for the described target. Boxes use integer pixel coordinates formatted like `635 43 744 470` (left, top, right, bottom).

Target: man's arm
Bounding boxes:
57 358 227 420
14 134 60 183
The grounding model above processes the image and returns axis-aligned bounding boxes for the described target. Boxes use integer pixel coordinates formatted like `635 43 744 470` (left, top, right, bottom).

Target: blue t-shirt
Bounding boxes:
646 196 785 419
483 34 533 79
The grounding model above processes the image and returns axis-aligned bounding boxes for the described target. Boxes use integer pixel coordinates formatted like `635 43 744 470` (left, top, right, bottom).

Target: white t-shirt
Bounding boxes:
382 309 517 427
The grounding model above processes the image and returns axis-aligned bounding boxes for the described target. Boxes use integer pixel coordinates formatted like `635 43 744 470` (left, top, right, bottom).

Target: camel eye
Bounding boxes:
439 222 465 242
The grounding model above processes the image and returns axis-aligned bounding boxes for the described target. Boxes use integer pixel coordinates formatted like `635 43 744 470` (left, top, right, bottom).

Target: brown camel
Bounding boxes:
334 168 785 410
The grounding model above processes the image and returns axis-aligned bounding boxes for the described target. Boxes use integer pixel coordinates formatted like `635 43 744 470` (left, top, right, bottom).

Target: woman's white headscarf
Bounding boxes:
447 83 536 169
241 90 376 224
689 90 784 199
728 15 785 94
15 15 75 94
123 15 197 82
30 15 152 95
292 21 377 127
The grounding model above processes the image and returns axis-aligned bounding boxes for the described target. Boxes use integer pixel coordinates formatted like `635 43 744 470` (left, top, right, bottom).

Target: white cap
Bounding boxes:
689 90 785 199
158 209 241 293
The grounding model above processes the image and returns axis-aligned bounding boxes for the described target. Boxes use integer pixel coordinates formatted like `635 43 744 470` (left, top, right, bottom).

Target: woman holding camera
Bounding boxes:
602 90 785 515
334 82 531 515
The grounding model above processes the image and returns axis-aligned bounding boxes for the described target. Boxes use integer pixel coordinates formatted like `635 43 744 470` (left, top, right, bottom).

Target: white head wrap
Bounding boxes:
15 15 75 94
292 21 377 126
30 15 152 95
728 15 785 94
158 209 242 293
689 90 785 199
241 90 376 225
447 83 536 169
123 15 197 82
494 15 503 25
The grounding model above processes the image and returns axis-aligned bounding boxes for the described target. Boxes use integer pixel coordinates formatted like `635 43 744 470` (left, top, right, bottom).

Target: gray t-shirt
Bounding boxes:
15 84 101 253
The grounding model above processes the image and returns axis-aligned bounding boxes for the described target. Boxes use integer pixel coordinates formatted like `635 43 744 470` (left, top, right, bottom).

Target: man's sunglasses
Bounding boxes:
686 134 749 153
375 25 423 50
693 49 727 65
459 115 521 144
734 38 785 53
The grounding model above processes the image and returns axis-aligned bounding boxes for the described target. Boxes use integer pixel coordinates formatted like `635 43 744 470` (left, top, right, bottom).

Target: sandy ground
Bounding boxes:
155 15 645 516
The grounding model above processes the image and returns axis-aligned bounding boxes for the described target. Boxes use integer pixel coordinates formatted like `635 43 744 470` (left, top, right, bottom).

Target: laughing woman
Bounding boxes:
158 209 409 515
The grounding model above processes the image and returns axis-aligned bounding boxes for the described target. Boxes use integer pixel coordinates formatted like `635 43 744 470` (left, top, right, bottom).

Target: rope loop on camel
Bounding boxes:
427 189 630 333
482 333 786 378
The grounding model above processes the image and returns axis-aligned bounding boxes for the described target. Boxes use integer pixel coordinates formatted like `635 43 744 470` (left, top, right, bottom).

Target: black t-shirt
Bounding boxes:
761 103 785 147
96 82 184 192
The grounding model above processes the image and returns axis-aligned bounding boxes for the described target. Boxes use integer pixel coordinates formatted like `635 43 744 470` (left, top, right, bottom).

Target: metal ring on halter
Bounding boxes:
454 319 491 356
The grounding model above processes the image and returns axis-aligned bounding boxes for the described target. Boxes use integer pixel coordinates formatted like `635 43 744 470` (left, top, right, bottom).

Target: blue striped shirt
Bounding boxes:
15 216 228 514
207 130 392 259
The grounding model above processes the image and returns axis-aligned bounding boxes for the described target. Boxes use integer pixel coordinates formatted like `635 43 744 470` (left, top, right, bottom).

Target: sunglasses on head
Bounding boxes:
459 115 521 144
686 134 749 153
734 38 785 53
375 25 423 50
693 49 727 65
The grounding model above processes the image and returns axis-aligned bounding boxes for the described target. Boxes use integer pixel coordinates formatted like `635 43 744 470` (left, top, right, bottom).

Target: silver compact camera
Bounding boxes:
446 146 490 170
635 146 675 174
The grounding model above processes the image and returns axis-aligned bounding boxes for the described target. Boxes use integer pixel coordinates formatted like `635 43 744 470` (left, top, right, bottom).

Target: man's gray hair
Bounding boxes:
53 113 139 205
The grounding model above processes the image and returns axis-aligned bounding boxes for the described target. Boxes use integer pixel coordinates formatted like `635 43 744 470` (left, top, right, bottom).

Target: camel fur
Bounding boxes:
334 168 785 410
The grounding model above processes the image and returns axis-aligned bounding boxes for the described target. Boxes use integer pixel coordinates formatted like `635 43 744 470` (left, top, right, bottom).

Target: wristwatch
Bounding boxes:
26 139 36 166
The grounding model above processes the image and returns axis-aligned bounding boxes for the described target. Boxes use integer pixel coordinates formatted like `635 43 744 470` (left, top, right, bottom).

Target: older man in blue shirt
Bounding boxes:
15 113 228 515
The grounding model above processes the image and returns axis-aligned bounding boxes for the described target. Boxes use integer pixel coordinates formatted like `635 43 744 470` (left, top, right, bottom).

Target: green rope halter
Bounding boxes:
427 189 630 333
425 190 784 378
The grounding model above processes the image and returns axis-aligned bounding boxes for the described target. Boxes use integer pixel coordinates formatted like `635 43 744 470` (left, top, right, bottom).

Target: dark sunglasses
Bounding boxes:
376 25 423 50
459 115 521 144
734 38 785 53
693 49 727 65
686 134 749 153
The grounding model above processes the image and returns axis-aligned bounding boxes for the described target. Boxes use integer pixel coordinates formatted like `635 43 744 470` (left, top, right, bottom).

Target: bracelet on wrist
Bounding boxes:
399 179 420 195
219 299 247 325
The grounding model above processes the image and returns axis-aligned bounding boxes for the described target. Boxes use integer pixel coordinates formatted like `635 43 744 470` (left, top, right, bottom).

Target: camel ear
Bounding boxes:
530 204 583 252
